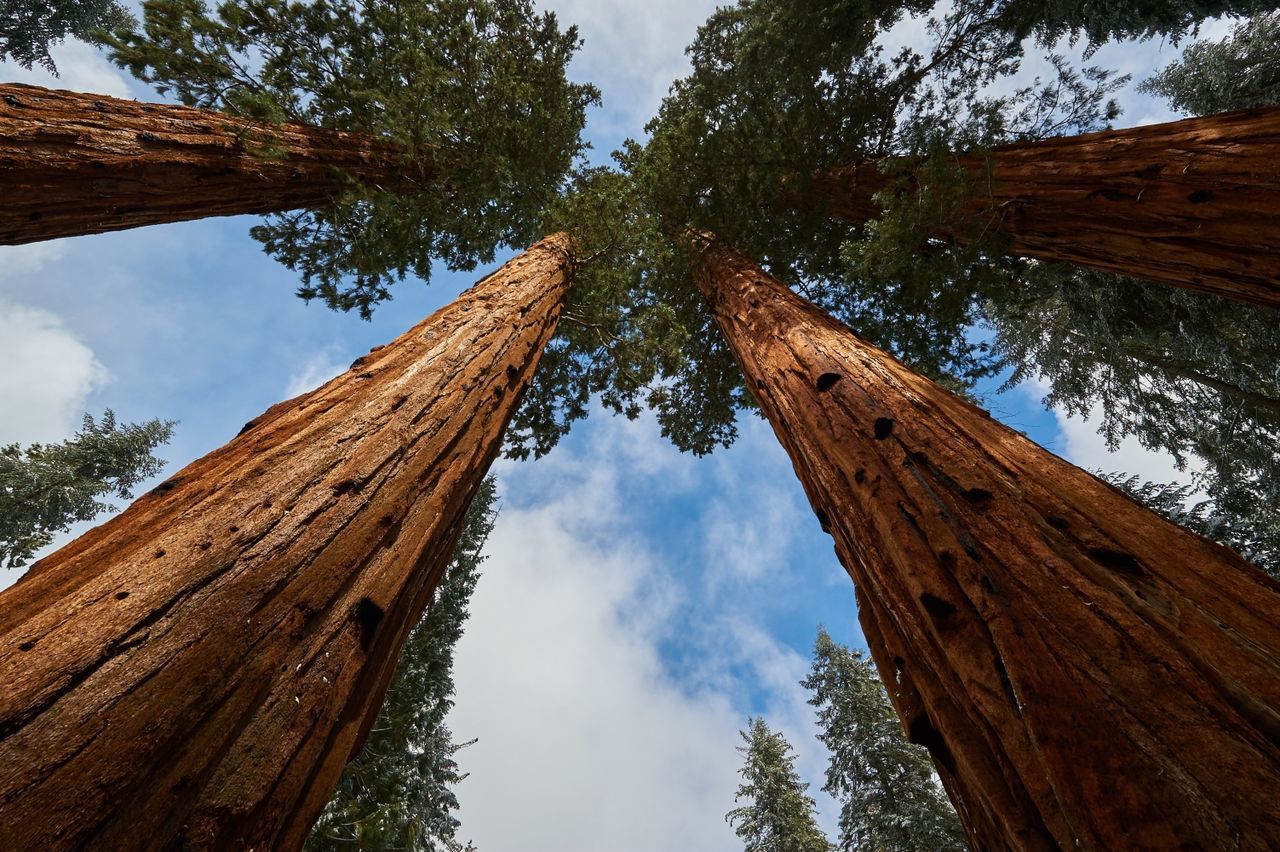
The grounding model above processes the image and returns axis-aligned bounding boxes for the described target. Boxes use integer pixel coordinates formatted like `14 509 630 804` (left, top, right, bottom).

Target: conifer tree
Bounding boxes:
802 629 965 852
726 718 832 852
0 411 174 569
307 477 497 851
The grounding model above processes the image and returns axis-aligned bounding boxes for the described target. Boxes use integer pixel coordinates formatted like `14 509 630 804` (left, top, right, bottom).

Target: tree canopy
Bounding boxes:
0 411 174 569
102 0 599 318
1142 10 1280 115
0 0 135 72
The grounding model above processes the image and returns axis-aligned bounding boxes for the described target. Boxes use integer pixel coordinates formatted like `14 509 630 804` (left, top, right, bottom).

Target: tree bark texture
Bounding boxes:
810 107 1280 309
0 83 407 245
0 234 574 850
695 239 1280 851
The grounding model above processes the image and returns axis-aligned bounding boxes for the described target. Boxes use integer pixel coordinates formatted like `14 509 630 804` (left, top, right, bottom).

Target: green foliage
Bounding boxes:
101 0 598 318
0 0 135 72
987 264 1280 584
993 0 1274 46
1141 11 1280 115
307 476 498 851
727 717 833 852
802 629 966 852
520 0 1128 458
0 411 174 570
1102 473 1280 580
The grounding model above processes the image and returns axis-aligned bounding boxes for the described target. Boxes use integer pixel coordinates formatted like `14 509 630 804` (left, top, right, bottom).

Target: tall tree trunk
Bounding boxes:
695 238 1280 851
0 234 574 850
0 83 408 245
810 107 1280 309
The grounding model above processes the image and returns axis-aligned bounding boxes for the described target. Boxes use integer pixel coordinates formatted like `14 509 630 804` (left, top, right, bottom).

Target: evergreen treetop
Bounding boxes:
727 717 833 852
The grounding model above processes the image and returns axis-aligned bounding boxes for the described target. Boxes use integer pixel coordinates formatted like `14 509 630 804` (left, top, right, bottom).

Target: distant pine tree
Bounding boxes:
0 410 173 569
1142 11 1280 115
307 476 498 851
727 717 832 852
802 629 966 852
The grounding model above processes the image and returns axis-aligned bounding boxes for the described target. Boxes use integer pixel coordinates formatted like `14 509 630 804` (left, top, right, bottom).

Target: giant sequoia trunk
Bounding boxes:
0 234 574 850
0 83 407 244
811 107 1280 309
695 239 1280 851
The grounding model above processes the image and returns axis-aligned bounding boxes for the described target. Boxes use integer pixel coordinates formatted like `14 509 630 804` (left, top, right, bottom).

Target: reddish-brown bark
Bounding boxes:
0 83 408 244
0 234 574 850
696 238 1280 851
810 107 1280 309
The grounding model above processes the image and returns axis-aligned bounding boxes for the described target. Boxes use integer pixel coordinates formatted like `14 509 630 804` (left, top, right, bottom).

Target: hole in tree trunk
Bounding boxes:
908 714 957 774
115 591 130 601
920 593 958 623
815 372 842 392
1187 189 1213 204
1088 547 1146 579
354 597 384 653
873 418 894 440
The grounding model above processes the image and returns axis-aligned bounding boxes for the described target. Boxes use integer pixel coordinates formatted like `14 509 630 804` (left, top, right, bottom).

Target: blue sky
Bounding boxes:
0 3 1223 847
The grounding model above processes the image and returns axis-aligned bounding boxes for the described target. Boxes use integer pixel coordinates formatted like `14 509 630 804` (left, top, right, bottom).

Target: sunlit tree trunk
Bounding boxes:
810 107 1280 309
0 234 574 850
696 237 1280 851
0 83 407 244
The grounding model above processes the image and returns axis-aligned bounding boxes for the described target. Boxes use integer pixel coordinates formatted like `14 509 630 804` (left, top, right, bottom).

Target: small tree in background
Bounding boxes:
727 717 832 852
802 629 965 852
0 411 174 569
307 476 497 851
0 0 135 72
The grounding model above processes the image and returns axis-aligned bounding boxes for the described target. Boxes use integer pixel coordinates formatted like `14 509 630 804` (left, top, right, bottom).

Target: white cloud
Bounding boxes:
0 300 109 445
3 39 136 99
451 458 744 850
1015 380 1201 489
451 412 848 849
283 347 350 398
539 0 721 150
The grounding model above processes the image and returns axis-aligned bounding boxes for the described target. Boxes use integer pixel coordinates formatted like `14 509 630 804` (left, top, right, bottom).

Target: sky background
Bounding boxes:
0 3 1228 847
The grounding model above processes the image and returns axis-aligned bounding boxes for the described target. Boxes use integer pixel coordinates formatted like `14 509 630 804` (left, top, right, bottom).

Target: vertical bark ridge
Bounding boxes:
0 233 575 850
811 107 1280 308
695 238 1280 851
0 83 408 244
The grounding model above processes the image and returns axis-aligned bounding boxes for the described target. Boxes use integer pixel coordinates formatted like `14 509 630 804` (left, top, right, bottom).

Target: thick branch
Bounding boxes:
811 108 1280 309
0 83 410 244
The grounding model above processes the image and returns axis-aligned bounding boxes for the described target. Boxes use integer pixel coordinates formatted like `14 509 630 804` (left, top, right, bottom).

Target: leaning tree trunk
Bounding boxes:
810 107 1280 309
0 234 574 850
695 238 1280 851
0 83 408 244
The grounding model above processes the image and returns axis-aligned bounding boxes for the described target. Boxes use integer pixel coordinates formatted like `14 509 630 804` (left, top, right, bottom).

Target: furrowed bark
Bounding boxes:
811 107 1280 309
0 83 408 244
696 238 1280 851
0 234 574 850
